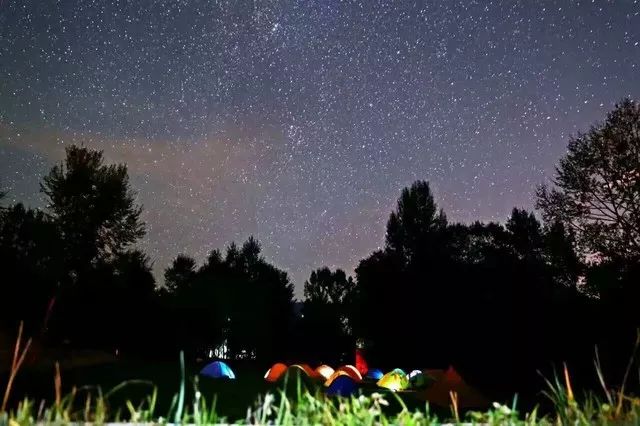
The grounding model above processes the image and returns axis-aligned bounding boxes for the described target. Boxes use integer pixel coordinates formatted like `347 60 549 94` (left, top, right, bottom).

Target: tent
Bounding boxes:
336 365 362 381
376 368 409 391
315 364 335 380
200 361 235 379
288 363 317 378
355 348 369 375
324 370 351 387
264 362 288 382
365 368 384 381
408 369 430 389
418 366 489 408
326 375 359 397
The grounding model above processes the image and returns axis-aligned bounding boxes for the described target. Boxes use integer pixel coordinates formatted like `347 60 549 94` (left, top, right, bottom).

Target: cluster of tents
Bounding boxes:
262 362 488 407
199 360 487 408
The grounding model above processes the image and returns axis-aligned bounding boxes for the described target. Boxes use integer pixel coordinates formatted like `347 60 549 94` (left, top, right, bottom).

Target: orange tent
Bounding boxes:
418 366 488 408
289 363 317 378
264 363 288 382
324 370 351 387
315 364 334 380
335 365 362 382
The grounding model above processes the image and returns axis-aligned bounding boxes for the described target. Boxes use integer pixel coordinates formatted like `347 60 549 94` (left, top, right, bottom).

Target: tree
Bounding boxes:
537 99 640 263
385 180 447 264
543 220 582 290
0 203 63 334
301 267 355 363
41 145 145 280
506 208 544 261
355 181 453 366
163 254 197 293
161 237 295 361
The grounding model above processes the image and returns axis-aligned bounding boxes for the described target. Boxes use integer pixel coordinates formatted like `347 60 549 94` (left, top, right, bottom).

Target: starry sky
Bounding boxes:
1 0 639 295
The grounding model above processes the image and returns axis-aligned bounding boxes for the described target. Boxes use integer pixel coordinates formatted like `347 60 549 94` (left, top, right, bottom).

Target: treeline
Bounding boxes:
1 100 639 394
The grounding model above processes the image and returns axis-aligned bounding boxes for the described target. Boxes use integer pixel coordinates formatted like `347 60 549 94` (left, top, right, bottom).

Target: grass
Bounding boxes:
2 325 640 424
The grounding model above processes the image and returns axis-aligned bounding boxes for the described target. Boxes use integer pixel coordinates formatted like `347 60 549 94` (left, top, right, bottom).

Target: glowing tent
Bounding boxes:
264 363 288 382
200 361 235 379
418 366 489 408
288 363 317 378
365 368 384 381
408 369 430 389
315 364 334 380
336 365 362 381
355 348 369 375
326 375 359 397
376 368 409 391
324 370 351 387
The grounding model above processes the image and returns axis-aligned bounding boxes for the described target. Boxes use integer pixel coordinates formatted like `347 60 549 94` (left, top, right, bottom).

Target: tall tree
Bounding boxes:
163 254 197 293
537 99 640 263
355 181 452 366
41 145 145 280
0 203 62 334
385 180 447 264
301 267 355 363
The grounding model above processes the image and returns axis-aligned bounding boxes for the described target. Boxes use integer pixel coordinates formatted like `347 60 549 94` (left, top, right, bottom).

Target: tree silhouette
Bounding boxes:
0 203 63 334
35 145 151 348
301 267 355 364
385 180 447 265
163 254 197 294
537 99 640 263
160 237 295 361
41 145 145 282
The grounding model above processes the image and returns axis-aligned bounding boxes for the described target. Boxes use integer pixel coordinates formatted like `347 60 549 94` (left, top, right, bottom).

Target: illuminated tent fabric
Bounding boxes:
365 368 384 381
200 361 235 379
288 364 317 378
315 364 335 380
355 348 369 375
264 363 288 382
376 369 409 391
336 365 363 381
324 370 351 387
408 370 430 389
418 366 489 408
326 375 358 397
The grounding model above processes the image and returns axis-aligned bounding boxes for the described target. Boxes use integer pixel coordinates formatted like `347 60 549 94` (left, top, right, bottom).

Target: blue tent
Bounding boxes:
326 375 358 397
365 368 383 380
200 361 235 379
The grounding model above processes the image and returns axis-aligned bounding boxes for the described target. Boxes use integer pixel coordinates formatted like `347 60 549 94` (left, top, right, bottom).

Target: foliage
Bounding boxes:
300 267 356 363
0 203 63 334
537 98 640 264
41 144 145 279
161 237 295 361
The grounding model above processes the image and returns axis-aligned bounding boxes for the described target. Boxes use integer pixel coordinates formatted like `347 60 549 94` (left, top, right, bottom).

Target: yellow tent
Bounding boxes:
377 369 409 391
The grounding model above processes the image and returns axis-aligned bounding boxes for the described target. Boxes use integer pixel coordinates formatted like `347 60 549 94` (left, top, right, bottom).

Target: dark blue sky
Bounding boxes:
1 0 638 294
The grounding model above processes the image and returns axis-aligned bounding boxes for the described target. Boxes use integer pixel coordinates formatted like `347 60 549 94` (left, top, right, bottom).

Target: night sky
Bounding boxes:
1 1 639 295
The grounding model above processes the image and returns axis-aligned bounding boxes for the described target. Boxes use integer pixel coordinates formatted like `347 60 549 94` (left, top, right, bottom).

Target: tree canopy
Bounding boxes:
537 99 640 263
41 145 145 279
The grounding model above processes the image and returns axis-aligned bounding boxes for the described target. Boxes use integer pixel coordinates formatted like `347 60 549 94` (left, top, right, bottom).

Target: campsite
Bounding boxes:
5 353 490 420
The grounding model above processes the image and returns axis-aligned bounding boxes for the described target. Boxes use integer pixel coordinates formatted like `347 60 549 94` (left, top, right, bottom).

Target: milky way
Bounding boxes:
1 1 639 294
